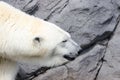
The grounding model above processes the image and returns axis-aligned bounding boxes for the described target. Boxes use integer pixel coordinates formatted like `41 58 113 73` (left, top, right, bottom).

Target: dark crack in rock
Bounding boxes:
97 16 120 80
22 0 39 15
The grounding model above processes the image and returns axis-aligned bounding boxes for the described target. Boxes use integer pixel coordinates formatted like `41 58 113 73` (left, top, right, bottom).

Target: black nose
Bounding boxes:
63 55 75 61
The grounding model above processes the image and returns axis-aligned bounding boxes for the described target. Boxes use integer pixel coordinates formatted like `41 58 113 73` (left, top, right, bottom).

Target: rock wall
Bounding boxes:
1 0 120 80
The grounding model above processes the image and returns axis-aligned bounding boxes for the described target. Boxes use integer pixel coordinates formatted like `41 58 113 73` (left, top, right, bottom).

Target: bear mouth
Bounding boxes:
63 55 76 61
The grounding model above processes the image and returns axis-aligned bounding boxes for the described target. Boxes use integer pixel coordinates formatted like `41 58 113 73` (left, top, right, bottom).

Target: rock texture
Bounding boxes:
97 17 120 80
1 0 120 80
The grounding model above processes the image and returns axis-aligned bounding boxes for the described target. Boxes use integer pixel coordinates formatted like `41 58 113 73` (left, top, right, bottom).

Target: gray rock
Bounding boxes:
1 0 120 80
33 66 68 80
97 18 120 80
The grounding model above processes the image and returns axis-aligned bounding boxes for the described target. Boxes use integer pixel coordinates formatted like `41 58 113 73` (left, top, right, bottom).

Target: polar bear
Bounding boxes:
0 1 80 80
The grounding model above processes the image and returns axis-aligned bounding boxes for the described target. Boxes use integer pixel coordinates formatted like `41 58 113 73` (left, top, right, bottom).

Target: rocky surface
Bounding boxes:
97 17 120 80
1 0 120 80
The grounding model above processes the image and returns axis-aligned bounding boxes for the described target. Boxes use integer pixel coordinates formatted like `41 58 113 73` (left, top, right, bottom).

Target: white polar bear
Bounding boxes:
0 1 80 80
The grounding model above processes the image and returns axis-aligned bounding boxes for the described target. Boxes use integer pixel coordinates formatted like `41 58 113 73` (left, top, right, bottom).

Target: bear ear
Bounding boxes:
33 37 42 43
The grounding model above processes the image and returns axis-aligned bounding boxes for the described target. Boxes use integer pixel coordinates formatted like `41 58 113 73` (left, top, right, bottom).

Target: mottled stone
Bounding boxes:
97 19 120 80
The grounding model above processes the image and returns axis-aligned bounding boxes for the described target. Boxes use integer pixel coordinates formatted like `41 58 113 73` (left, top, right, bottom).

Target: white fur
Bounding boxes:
0 58 18 80
0 1 80 80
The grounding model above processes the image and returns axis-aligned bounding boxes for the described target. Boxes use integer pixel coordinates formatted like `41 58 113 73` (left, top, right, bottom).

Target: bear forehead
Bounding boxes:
29 18 70 40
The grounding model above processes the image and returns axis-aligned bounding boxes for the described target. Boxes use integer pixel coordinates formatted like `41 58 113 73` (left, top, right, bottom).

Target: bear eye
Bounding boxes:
33 37 41 43
35 37 40 42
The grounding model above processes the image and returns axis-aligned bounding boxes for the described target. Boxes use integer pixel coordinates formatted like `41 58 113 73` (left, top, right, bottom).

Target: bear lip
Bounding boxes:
63 55 76 61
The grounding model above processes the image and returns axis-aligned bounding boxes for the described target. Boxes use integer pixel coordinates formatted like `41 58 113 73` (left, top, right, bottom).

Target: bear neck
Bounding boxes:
0 58 18 80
